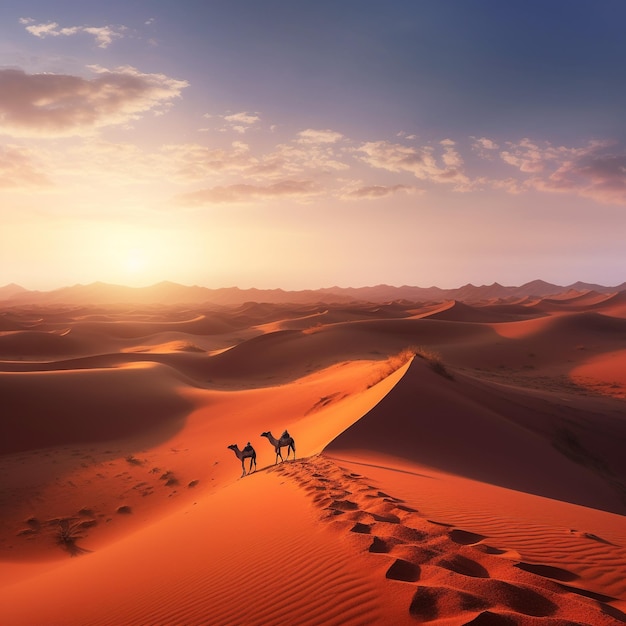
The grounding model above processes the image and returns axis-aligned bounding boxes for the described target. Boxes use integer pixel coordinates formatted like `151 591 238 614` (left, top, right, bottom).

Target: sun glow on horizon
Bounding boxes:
123 248 148 275
89 226 190 287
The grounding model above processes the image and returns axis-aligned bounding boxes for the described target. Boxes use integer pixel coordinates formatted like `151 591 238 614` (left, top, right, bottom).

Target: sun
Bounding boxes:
124 249 147 275
94 226 187 286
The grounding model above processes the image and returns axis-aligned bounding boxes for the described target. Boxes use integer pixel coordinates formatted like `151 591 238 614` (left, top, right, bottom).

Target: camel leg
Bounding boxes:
241 459 246 477
275 448 283 464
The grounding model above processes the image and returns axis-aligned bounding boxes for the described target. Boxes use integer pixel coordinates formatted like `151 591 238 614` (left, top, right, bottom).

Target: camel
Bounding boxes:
260 431 296 464
227 443 257 477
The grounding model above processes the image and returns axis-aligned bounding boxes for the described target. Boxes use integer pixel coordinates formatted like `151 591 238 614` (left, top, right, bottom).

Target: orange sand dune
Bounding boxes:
529 290 626 316
571 349 626 398
1 299 625 625
418 299 539 323
589 290 626 318
326 358 626 514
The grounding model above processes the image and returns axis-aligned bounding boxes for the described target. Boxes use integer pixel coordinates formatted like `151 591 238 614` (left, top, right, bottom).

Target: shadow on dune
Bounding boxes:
324 357 626 516
0 363 194 455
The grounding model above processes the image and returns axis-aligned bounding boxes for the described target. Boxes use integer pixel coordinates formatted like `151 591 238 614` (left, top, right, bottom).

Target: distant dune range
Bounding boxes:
2 277 626 307
1 281 625 624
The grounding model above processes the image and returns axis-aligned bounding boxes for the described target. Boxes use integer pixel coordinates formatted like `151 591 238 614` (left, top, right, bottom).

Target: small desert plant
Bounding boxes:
368 346 418 387
159 470 178 486
175 341 205 352
56 519 84 547
413 346 454 380
386 346 419 370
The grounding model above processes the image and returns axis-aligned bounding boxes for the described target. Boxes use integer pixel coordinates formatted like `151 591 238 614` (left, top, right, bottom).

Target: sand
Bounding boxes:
1 289 625 624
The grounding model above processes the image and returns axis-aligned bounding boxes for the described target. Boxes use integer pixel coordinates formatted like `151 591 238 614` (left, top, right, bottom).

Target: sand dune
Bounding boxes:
417 299 538 323
1 294 625 624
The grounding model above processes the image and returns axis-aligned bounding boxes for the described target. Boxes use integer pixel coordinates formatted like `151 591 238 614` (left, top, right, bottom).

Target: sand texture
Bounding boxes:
1 291 626 624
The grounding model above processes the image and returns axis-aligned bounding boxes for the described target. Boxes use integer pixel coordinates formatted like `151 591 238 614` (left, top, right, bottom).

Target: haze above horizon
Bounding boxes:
2 1 625 292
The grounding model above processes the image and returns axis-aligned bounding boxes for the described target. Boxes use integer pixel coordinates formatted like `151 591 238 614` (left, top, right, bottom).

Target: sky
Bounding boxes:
1 0 626 291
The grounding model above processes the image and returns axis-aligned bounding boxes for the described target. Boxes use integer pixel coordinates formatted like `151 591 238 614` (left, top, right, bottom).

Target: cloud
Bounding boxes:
342 184 420 199
208 111 262 134
163 142 256 180
471 136 500 161
0 66 188 137
498 139 626 204
223 112 260 126
0 144 51 188
19 18 125 48
273 141 349 174
176 179 319 205
297 129 343 144
472 137 499 151
534 148 626 204
356 140 471 188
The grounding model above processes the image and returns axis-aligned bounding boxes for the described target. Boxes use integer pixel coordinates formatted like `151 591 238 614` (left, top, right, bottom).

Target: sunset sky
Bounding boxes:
1 1 625 291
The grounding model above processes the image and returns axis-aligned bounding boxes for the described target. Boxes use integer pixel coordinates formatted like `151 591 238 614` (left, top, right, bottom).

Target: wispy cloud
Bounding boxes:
297 129 343 144
356 140 471 189
176 179 319 205
473 137 499 151
497 139 626 204
222 111 261 134
0 144 51 188
163 142 256 179
19 17 126 49
0 66 188 137
341 183 420 199
203 111 262 134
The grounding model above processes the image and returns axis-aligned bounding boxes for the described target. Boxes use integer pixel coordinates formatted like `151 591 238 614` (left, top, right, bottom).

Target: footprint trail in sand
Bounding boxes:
270 456 626 625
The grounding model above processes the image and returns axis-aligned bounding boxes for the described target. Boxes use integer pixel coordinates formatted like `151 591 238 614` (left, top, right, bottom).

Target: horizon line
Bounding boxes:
3 277 626 294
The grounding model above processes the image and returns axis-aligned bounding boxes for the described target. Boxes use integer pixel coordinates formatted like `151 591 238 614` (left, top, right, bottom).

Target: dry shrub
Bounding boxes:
175 341 205 352
413 345 454 380
368 346 418 388
57 519 83 546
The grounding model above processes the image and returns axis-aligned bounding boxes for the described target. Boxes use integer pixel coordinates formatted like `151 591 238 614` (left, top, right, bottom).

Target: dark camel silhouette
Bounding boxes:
260 431 296 463
228 443 257 477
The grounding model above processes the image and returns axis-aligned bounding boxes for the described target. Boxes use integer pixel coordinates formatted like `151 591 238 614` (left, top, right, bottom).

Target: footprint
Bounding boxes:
395 504 419 513
491 581 557 617
474 544 506 556
464 610 516 625
329 499 358 511
385 558 421 582
371 512 401 524
436 554 490 578
449 529 487 545
368 536 391 553
386 525 428 543
350 522 371 534
409 586 489 621
514 562 579 582
383 496 405 504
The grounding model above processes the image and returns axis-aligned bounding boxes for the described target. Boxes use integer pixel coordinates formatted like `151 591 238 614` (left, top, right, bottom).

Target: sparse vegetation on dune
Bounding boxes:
369 346 454 388
412 345 454 380
368 346 418 387
56 519 83 546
